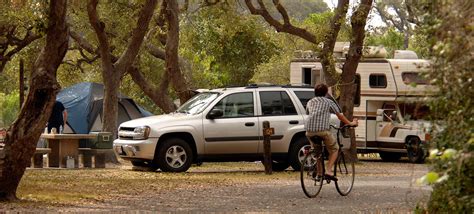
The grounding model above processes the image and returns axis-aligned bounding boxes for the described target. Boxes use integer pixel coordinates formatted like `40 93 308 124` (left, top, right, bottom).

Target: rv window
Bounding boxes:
402 72 428 85
259 91 297 116
369 74 387 88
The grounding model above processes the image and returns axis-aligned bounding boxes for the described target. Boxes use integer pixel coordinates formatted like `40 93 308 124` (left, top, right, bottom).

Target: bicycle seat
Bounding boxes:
309 136 323 144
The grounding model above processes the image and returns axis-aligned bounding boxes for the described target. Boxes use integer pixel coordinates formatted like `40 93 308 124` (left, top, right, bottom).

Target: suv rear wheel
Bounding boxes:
155 138 193 172
289 137 310 171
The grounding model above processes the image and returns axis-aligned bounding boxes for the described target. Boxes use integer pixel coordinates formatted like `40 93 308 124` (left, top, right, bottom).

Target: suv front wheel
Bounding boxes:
155 138 193 172
289 136 310 171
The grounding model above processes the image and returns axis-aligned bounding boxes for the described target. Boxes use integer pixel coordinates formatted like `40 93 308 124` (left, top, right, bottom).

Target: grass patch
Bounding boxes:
15 162 295 206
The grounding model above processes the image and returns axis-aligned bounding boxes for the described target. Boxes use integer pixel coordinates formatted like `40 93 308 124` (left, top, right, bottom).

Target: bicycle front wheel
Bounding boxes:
300 153 323 198
334 152 355 196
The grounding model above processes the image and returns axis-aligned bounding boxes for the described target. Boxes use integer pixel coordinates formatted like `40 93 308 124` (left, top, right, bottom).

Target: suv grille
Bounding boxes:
118 127 135 140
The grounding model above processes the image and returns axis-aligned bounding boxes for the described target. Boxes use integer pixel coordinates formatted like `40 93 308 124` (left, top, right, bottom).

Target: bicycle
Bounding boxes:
300 124 356 198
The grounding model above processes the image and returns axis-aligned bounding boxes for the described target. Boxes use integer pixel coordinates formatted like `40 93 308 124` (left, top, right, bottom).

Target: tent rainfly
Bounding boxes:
57 82 152 134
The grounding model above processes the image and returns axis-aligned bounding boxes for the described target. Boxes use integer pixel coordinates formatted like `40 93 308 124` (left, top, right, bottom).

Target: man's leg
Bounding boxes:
319 131 338 175
306 132 323 176
327 150 338 174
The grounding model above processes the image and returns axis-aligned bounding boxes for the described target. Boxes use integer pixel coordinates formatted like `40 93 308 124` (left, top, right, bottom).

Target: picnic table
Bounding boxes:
41 133 97 168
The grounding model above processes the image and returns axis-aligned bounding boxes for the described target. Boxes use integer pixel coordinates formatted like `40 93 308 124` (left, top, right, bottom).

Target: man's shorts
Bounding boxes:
306 130 339 154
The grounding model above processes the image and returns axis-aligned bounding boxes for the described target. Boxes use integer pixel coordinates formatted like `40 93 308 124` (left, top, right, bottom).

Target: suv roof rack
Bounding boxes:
245 83 313 89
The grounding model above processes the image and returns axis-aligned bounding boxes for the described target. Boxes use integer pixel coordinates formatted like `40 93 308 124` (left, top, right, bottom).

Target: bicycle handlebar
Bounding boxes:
330 124 357 130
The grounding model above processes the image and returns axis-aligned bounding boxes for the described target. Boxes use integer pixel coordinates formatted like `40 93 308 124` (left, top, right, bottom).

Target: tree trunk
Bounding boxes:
0 0 68 201
319 0 349 86
165 0 193 103
404 32 409 49
87 0 157 139
339 0 373 159
101 74 120 137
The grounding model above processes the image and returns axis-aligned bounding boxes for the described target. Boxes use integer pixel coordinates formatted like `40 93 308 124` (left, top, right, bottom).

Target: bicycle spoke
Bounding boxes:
334 152 355 196
300 152 323 198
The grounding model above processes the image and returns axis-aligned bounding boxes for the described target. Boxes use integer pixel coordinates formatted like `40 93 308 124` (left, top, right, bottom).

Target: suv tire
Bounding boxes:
131 160 159 172
155 138 193 172
289 137 309 171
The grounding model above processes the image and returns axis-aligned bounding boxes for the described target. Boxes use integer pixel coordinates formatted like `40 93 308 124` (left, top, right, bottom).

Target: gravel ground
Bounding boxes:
36 159 431 213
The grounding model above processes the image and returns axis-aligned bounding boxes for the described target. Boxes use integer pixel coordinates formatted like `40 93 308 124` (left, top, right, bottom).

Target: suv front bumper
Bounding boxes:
113 138 158 160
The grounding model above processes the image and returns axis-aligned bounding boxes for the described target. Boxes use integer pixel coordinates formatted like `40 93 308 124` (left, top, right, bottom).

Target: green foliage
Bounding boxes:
303 11 351 44
0 1 48 36
365 28 404 58
413 0 474 212
181 5 278 88
409 32 430 59
277 0 329 21
0 91 20 127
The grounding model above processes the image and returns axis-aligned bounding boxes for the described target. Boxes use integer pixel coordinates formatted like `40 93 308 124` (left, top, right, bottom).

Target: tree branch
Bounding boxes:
244 0 317 44
374 2 404 32
127 66 176 113
115 0 158 73
87 0 114 73
0 28 41 73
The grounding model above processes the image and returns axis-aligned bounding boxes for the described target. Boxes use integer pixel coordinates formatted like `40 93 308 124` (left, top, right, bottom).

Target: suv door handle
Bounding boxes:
245 122 255 127
289 120 299 124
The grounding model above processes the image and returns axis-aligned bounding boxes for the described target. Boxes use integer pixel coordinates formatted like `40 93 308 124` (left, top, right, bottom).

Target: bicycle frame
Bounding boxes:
301 124 356 198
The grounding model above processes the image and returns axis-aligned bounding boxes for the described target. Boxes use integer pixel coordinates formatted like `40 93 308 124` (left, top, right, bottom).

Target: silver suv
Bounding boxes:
113 85 343 172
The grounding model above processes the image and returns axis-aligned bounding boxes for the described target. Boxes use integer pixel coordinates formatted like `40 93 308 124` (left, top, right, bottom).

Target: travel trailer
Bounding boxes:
290 43 433 163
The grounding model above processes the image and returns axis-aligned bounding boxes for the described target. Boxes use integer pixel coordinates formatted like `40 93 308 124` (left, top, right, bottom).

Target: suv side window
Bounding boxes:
293 91 314 109
260 91 297 116
212 92 254 118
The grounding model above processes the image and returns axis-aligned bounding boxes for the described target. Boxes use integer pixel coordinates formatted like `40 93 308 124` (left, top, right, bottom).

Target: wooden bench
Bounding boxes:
0 147 51 168
30 148 52 168
78 148 108 168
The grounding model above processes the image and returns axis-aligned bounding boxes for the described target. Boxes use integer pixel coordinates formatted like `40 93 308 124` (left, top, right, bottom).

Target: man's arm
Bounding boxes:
336 112 358 126
63 110 68 126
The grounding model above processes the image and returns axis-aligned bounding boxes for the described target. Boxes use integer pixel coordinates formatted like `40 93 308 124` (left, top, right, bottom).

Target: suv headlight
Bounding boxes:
133 126 151 140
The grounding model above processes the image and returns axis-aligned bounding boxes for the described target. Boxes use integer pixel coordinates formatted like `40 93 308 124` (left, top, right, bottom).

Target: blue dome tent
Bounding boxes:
57 82 152 134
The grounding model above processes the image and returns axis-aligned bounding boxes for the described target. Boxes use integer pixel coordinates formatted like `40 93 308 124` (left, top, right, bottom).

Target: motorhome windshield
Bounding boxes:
399 102 430 120
177 92 220 114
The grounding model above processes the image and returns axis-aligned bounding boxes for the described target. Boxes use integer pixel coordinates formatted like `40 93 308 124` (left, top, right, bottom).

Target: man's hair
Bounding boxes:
314 84 328 97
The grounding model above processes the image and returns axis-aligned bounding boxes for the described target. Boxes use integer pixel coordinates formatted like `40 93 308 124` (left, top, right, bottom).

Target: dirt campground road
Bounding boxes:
1 157 431 213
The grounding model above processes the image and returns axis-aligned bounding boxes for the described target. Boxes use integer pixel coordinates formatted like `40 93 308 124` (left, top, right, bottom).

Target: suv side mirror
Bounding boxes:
207 109 223 119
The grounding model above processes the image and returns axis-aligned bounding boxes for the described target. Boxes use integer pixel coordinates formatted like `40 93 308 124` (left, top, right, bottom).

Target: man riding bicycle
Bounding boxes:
305 84 358 179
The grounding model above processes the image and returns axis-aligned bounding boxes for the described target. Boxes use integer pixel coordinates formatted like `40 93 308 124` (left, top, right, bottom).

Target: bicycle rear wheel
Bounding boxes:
334 152 355 196
300 152 323 198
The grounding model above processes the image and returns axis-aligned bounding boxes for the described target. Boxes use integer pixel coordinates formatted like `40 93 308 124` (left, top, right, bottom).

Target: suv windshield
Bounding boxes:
177 92 220 114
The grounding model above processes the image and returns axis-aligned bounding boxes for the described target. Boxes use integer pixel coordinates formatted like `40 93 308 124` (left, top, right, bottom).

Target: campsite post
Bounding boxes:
262 121 273 175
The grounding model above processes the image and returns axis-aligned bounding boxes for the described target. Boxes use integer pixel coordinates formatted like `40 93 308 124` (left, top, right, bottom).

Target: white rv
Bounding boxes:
290 45 433 163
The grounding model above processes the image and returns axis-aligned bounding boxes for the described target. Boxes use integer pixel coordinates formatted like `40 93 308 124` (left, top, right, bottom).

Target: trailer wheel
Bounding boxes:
407 137 425 163
379 152 402 162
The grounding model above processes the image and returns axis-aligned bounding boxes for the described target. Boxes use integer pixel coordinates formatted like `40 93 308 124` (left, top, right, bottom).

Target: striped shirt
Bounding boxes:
305 97 340 132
